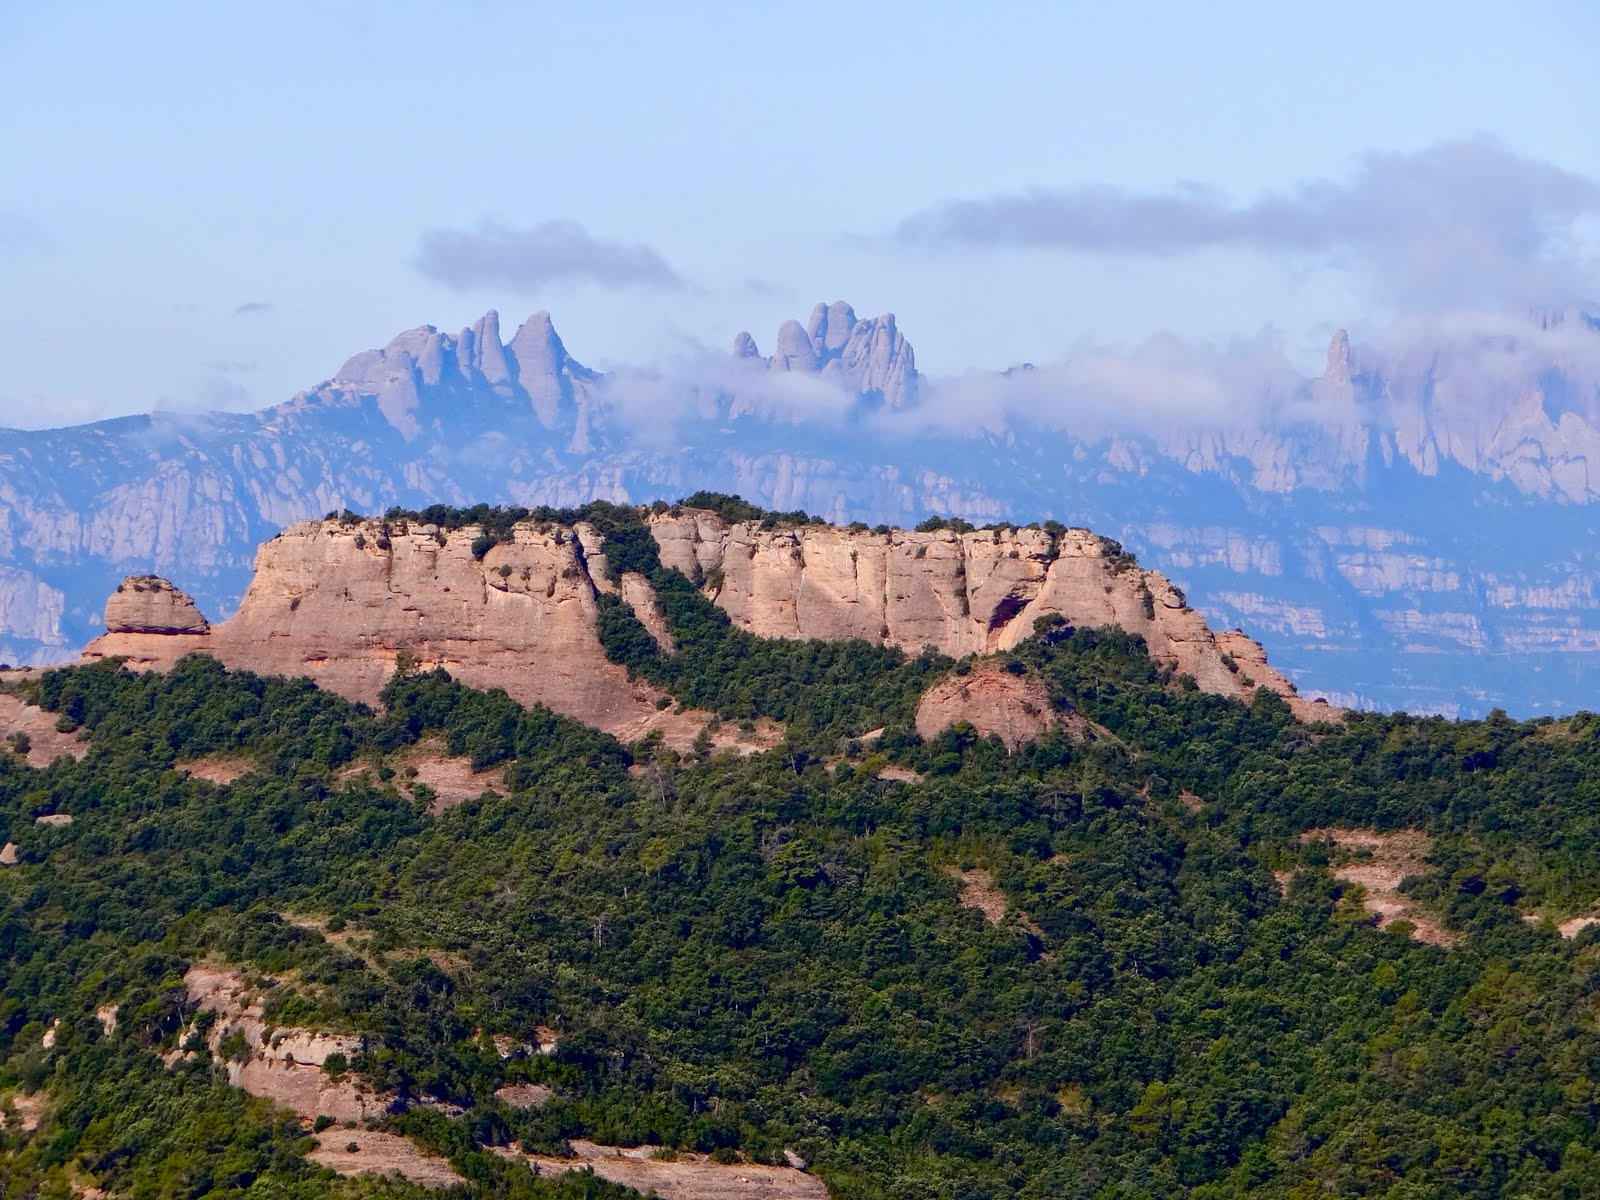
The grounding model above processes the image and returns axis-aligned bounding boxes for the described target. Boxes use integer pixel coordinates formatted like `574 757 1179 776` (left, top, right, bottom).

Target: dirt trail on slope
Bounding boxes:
498 1140 828 1200
1301 828 1454 945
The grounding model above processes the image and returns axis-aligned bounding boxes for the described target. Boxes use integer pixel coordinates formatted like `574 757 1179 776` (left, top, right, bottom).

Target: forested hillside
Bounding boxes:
7 538 1600 1197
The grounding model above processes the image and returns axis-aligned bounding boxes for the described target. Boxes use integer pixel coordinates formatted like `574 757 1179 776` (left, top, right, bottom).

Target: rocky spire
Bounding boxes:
1325 329 1352 389
466 310 512 389
768 320 818 374
807 301 858 356
753 301 920 408
508 311 571 428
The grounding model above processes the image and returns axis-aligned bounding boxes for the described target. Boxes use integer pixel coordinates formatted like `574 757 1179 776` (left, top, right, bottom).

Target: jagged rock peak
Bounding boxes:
732 330 762 358
508 311 575 428
321 310 597 440
755 300 919 408
1325 329 1352 387
463 310 512 387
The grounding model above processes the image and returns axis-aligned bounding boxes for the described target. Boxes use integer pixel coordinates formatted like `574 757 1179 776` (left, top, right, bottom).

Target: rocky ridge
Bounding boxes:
652 512 1326 720
734 301 917 409
8 303 1600 716
81 509 1330 734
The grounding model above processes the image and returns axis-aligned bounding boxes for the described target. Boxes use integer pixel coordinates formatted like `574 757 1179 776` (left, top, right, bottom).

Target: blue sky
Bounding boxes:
2 0 1596 426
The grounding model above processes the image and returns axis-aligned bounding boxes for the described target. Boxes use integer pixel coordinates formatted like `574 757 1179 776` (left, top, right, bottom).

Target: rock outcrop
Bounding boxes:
104 576 209 634
84 509 1328 730
736 301 919 408
915 664 1094 749
652 512 1329 720
86 518 679 741
178 964 461 1187
179 964 386 1124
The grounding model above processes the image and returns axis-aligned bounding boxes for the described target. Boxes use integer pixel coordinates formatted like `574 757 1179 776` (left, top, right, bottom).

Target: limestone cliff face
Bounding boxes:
82 509 1328 735
651 512 1331 721
0 566 67 662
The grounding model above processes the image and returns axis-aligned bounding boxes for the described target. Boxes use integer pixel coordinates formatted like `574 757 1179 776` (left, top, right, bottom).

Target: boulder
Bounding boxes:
104 576 209 635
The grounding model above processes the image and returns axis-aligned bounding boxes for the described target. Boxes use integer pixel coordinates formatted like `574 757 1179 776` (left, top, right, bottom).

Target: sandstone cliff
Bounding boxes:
914 663 1098 749
651 512 1330 720
83 509 1329 730
85 517 694 744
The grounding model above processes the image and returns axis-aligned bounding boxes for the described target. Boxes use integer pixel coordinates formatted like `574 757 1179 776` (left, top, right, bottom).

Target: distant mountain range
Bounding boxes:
4 300 1599 717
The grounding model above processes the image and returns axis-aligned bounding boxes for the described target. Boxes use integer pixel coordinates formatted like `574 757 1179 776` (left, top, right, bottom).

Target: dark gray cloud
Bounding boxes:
894 138 1600 309
415 219 684 292
232 300 273 316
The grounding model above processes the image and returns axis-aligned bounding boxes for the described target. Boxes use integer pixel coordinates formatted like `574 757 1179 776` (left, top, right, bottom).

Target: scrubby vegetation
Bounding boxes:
357 493 1098 568
8 605 1600 1196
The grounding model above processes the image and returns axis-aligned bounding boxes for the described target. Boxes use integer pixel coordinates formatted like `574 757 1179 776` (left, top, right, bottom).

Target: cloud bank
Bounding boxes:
895 137 1600 311
596 351 861 446
885 310 1600 441
874 331 1308 439
415 219 684 293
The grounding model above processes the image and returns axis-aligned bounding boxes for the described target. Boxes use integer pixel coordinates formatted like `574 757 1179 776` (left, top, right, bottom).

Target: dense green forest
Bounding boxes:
7 503 1600 1198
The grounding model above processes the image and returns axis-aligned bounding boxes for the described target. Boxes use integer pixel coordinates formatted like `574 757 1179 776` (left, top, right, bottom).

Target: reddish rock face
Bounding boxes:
915 665 1059 749
104 575 209 635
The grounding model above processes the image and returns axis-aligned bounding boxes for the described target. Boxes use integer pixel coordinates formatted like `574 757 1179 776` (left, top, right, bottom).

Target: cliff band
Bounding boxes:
83 510 1334 736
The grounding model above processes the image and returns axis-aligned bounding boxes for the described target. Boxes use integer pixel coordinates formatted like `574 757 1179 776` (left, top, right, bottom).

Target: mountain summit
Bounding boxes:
324 309 601 449
734 301 919 409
